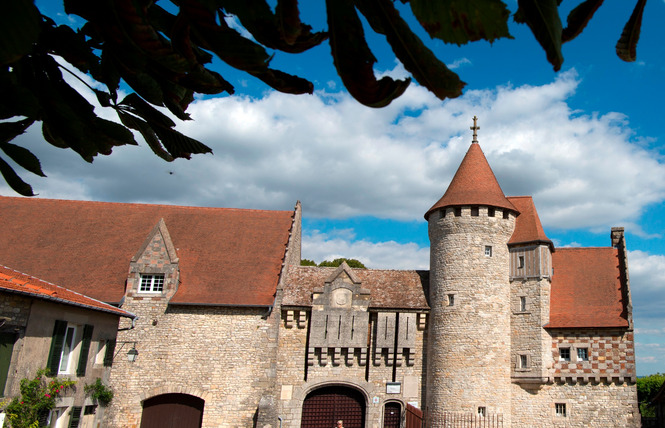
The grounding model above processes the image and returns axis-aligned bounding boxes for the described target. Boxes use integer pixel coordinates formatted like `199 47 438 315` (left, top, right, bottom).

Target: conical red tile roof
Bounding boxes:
507 196 553 249
425 143 518 219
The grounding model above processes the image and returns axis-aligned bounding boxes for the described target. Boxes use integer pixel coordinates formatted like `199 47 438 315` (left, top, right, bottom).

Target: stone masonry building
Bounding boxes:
0 120 638 427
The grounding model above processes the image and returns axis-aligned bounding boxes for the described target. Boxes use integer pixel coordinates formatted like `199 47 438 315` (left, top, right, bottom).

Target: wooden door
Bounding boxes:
140 394 204 428
383 402 401 428
301 386 365 428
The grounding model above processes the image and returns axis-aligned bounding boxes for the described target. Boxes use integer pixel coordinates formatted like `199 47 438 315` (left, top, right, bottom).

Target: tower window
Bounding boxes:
454 207 462 217
520 354 528 368
484 246 492 257
448 294 455 306
503 210 510 219
488 207 495 217
477 407 486 417
577 348 589 361
520 296 527 312
555 403 567 417
559 347 571 362
518 256 524 268
471 206 479 216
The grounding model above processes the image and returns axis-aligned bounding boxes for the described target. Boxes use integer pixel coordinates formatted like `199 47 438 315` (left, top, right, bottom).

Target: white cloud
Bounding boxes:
3 68 665 237
447 57 472 69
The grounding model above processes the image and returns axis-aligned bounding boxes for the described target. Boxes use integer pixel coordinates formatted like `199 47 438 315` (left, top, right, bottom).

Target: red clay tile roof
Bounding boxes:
507 196 553 248
0 265 134 318
425 143 518 219
283 266 429 310
0 197 294 306
548 248 629 328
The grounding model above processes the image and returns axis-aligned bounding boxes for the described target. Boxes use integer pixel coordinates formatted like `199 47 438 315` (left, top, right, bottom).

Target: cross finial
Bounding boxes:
470 116 480 143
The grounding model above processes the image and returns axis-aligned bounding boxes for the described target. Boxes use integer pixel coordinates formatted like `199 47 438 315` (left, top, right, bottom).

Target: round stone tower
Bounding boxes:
425 117 518 426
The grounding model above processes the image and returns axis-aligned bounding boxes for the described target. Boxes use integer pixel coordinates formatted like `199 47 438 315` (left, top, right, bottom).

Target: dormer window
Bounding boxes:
140 274 165 293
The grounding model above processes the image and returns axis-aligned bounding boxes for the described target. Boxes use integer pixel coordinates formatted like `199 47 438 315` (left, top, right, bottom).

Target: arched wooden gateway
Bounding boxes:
140 393 204 428
301 386 366 428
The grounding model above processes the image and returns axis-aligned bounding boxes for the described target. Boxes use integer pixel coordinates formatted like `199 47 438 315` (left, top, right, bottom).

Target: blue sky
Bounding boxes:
8 1 665 375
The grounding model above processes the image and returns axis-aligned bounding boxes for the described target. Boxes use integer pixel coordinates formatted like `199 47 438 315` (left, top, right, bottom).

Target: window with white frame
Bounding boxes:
519 354 528 369
555 403 567 417
58 325 77 374
577 347 589 361
559 347 571 362
484 246 493 257
140 274 165 293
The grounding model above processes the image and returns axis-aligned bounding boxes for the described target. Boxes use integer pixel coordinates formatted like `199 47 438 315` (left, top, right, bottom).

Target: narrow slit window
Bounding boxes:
520 296 527 312
520 354 528 368
448 294 455 306
488 207 495 217
485 246 493 257
471 206 479 216
518 256 524 268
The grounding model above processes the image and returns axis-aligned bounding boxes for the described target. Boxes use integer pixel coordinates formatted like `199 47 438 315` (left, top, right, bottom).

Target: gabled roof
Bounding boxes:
283 266 429 310
548 247 629 328
507 196 553 249
0 265 135 318
425 143 517 219
0 197 294 306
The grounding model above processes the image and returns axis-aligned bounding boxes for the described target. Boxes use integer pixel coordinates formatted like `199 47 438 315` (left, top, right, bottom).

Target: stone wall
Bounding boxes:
427 206 515 425
275 309 427 428
512 380 639 427
106 304 276 427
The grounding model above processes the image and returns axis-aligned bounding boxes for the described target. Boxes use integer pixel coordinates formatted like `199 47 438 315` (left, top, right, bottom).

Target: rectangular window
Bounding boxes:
471 206 479 216
58 326 77 374
577 347 589 361
559 347 570 362
520 296 527 312
448 294 455 306
555 403 567 417
488 207 495 217
518 255 524 268
484 246 492 257
454 207 462 217
520 354 528 368
139 274 165 293
477 407 486 417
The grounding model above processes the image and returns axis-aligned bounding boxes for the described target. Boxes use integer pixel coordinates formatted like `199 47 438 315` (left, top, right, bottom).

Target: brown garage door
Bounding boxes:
301 386 365 428
140 393 204 428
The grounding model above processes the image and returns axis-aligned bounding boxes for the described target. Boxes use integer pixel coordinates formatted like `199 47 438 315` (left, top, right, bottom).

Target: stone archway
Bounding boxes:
140 393 204 428
301 385 366 428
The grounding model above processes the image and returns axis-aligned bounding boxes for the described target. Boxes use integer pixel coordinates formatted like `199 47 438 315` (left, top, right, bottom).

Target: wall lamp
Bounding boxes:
115 341 139 362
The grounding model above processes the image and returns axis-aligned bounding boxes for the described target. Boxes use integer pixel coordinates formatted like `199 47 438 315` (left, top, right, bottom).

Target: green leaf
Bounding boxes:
357 0 465 100
0 155 35 196
326 0 410 107
409 0 512 45
0 0 41 65
616 0 647 62
0 141 46 177
515 0 563 71
222 0 328 53
562 0 605 43
118 111 174 161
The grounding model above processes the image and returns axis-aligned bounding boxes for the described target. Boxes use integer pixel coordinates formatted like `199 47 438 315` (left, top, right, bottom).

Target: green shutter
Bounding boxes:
76 324 94 376
46 320 68 376
68 406 82 428
103 339 116 367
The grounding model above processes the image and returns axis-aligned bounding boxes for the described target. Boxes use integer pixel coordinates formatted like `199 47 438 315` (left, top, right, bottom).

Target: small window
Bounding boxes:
448 294 455 306
503 210 510 219
519 296 527 312
488 207 495 217
484 246 492 257
84 405 97 415
477 407 486 417
518 256 524 268
577 347 589 361
559 347 571 362
555 403 567 417
454 207 462 217
471 206 479 216
140 274 165 293
520 354 528 368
